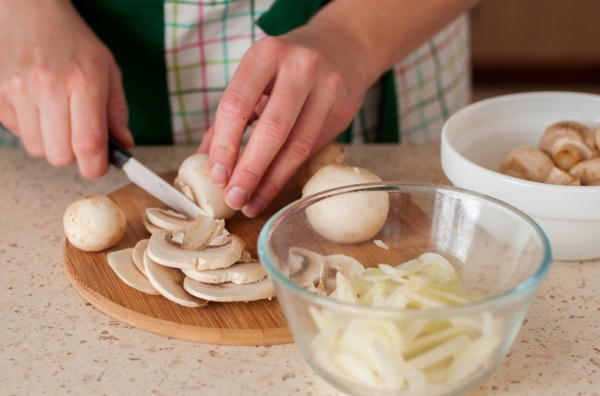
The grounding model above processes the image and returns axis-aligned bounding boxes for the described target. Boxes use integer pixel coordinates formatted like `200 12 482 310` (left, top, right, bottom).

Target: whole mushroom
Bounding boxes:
538 121 598 170
63 194 127 252
499 146 554 182
302 164 389 244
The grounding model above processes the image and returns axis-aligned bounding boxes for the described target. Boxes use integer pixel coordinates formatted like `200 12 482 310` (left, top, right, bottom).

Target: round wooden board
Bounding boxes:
62 171 301 346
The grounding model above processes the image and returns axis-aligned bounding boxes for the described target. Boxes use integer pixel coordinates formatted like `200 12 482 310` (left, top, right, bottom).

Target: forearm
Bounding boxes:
309 0 480 85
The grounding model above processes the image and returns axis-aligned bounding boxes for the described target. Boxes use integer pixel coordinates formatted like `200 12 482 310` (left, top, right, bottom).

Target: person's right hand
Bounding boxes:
0 0 133 178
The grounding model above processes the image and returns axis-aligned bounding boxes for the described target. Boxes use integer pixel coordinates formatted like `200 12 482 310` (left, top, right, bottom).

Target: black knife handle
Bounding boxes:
108 135 132 169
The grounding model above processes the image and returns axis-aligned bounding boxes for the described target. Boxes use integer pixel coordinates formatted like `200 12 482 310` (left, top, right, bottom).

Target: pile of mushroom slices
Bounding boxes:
500 120 600 186
108 208 275 307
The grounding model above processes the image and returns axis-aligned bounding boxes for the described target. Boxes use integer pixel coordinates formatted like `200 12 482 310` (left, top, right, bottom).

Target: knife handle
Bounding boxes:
108 135 132 169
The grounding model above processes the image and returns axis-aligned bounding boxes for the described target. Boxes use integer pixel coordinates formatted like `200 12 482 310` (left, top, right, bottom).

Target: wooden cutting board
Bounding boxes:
62 171 301 346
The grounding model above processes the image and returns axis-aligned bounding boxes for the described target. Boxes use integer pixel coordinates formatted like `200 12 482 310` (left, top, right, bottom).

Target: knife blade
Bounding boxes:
108 135 207 219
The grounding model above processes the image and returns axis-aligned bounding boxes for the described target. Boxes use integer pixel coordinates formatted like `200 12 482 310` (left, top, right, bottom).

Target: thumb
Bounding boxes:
107 62 133 148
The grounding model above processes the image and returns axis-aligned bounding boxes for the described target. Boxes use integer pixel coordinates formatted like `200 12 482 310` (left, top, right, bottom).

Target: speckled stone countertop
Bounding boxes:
1 145 599 396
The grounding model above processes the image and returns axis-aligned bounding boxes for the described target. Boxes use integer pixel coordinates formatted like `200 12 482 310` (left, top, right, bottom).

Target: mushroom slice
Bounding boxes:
183 276 275 302
147 230 245 270
132 238 150 276
316 254 366 296
145 208 193 233
107 248 160 295
182 261 266 285
143 217 164 234
544 167 581 186
143 249 207 307
181 214 225 250
175 154 236 220
569 157 600 185
286 247 324 287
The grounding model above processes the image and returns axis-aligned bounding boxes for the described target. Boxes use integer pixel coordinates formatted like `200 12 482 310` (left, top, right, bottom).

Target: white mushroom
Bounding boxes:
63 194 127 252
569 157 600 185
294 141 349 190
175 153 236 219
183 276 275 302
132 238 150 276
302 164 389 244
286 247 325 287
145 208 193 233
544 167 581 186
316 254 366 296
539 121 598 170
182 260 266 285
143 249 207 307
147 230 245 270
499 146 554 182
107 248 159 295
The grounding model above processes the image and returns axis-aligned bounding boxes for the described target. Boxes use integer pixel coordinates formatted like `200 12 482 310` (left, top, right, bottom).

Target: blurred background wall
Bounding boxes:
470 0 600 100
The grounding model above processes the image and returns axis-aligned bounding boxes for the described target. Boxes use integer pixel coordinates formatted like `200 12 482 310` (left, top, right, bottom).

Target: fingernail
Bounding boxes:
225 186 249 210
242 196 266 218
210 163 229 186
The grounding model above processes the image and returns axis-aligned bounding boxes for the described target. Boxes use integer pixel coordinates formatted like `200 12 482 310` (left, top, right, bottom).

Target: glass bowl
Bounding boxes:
258 182 551 396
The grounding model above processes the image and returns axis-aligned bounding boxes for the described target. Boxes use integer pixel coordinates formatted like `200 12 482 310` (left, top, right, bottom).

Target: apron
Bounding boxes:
0 0 470 147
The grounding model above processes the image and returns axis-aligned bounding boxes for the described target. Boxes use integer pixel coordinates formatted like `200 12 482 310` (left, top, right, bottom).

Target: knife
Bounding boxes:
107 135 207 219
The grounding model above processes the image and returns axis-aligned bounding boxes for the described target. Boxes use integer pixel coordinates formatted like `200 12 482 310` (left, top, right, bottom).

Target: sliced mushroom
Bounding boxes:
132 238 150 276
182 260 266 285
145 208 193 233
499 146 554 182
143 249 207 307
143 217 164 234
316 254 366 296
294 141 349 190
569 157 600 185
544 167 581 186
286 247 324 287
175 154 236 220
107 248 160 295
183 276 275 302
181 214 225 250
147 230 245 270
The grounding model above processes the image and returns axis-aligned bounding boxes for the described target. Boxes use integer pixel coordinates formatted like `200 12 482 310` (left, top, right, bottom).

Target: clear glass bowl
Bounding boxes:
258 182 552 396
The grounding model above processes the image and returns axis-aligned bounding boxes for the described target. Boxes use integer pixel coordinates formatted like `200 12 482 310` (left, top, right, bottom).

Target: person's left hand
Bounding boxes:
197 20 374 217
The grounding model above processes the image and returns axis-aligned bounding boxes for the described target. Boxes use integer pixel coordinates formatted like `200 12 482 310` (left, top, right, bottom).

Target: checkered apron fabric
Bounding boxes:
0 2 470 147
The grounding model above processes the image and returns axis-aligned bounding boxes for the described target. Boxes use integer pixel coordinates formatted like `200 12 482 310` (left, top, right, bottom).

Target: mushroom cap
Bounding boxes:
143 249 207 307
183 276 275 302
63 194 127 252
539 121 596 156
176 154 236 220
147 230 245 270
550 136 597 170
499 146 554 182
302 164 389 244
107 248 160 295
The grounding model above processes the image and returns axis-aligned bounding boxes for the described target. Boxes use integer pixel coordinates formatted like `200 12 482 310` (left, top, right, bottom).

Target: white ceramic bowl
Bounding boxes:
441 91 600 261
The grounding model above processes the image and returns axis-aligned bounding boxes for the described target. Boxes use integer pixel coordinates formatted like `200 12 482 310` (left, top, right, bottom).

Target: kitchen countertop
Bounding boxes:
1 144 599 396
